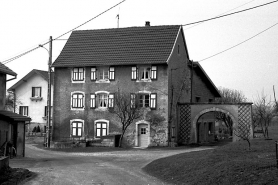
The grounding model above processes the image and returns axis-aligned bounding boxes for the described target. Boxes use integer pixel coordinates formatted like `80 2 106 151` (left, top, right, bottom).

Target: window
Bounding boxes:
91 92 114 109
32 87 41 97
71 120 83 137
19 106 28 116
91 67 115 81
44 106 53 117
141 127 146 134
139 94 150 107
71 92 84 109
99 68 109 80
132 66 157 81
72 67 85 82
96 122 108 138
99 94 108 108
209 98 213 103
140 67 150 80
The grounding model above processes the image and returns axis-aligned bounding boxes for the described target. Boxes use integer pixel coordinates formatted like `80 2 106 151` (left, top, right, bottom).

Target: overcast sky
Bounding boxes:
1 0 278 102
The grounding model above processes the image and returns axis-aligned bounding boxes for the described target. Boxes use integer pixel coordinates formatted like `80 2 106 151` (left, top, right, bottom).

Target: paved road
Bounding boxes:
10 144 213 185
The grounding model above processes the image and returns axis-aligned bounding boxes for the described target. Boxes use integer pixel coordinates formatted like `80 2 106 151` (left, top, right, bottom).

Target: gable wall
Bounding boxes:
167 29 191 140
53 64 169 146
13 74 53 129
192 67 218 102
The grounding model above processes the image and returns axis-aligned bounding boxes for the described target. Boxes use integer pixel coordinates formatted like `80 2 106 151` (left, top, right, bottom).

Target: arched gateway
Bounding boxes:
177 103 253 144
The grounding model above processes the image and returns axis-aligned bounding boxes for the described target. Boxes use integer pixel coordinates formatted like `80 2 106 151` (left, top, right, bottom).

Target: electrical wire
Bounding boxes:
184 0 256 31
1 0 277 65
199 22 278 62
1 0 126 65
182 0 278 27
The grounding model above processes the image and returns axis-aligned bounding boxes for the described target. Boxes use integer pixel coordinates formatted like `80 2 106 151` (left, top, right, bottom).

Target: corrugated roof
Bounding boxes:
0 63 17 76
0 110 31 121
52 25 181 67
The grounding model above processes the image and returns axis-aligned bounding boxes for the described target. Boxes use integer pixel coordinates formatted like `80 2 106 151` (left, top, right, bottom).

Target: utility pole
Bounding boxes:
47 36 52 148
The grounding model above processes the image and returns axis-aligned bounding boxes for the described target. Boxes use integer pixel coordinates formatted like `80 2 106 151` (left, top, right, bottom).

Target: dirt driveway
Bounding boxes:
10 144 213 185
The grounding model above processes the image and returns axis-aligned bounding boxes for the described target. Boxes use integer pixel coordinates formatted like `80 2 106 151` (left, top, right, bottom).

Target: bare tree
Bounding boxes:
215 87 247 136
253 92 275 139
4 91 21 112
108 89 143 147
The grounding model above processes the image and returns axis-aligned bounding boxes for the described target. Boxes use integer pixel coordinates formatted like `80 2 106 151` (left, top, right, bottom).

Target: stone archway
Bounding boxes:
192 107 237 143
177 103 253 145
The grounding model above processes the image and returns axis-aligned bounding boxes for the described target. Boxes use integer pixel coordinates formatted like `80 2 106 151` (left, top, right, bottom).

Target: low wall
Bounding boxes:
0 156 9 173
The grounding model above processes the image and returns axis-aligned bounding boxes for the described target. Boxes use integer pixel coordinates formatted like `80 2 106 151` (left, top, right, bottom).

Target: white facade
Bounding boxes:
10 71 53 132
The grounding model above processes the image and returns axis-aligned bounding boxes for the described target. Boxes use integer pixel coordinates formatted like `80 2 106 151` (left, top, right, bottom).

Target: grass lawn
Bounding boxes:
143 126 278 185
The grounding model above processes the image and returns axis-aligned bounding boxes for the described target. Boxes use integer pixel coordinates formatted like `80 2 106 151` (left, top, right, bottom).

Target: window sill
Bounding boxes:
30 97 43 101
136 79 152 82
95 79 110 83
71 80 85 83
95 107 108 111
71 107 85 111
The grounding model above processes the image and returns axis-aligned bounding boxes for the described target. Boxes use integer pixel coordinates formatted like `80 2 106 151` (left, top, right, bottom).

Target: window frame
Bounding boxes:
94 119 109 138
70 119 84 138
71 92 85 110
139 94 150 108
19 106 28 116
32 87 42 97
72 67 85 82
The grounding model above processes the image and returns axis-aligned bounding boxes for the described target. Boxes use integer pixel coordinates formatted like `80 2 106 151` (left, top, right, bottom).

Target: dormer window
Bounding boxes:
72 67 85 82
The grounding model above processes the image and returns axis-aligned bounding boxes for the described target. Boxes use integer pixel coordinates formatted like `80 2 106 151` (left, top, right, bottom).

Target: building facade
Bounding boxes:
52 23 220 147
8 69 53 133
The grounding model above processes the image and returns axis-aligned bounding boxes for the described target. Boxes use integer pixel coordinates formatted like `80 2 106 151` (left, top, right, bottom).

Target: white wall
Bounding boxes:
15 73 53 127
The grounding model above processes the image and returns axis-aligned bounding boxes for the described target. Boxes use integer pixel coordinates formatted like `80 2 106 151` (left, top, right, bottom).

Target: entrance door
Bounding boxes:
138 124 148 147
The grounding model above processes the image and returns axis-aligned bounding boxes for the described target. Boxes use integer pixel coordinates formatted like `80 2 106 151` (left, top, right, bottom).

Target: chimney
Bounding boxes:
145 21 150 26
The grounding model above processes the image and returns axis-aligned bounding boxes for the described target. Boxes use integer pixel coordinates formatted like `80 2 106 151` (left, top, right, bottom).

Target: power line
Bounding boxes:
184 0 256 31
1 0 126 65
199 22 278 62
182 0 278 27
1 0 277 64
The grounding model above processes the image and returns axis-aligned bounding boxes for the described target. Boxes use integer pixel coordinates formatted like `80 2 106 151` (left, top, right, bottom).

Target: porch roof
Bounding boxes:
0 110 31 122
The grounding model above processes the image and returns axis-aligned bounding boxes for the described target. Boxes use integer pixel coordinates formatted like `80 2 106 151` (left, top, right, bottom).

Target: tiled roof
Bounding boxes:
0 63 17 76
8 69 53 91
52 25 181 67
0 110 31 121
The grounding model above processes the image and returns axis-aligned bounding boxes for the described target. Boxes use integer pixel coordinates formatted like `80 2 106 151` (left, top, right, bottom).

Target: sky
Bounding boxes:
1 0 278 102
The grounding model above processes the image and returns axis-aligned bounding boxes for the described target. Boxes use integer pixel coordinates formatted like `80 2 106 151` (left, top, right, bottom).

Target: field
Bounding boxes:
143 126 278 185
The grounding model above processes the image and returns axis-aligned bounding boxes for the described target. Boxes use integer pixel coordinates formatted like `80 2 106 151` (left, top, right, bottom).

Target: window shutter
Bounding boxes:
150 93 157 110
108 93 114 108
130 93 136 108
151 66 157 80
109 67 115 81
131 67 137 80
32 87 35 97
90 94 96 108
91 67 96 81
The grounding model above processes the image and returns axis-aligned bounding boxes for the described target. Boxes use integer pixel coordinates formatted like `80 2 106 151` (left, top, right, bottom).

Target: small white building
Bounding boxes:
8 69 53 133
